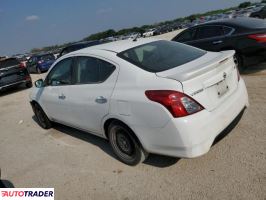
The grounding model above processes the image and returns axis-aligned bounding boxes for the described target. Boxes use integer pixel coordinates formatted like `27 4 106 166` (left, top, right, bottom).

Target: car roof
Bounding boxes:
198 17 266 29
71 38 161 54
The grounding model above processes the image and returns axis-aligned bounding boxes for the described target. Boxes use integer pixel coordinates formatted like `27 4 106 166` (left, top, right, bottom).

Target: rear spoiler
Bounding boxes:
156 50 235 82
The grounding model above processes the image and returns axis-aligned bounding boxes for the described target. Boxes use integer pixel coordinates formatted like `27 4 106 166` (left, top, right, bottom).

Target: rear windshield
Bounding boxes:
38 54 55 61
118 40 206 72
0 58 19 69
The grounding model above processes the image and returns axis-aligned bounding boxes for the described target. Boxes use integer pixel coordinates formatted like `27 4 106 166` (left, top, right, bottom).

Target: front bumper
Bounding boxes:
135 78 249 158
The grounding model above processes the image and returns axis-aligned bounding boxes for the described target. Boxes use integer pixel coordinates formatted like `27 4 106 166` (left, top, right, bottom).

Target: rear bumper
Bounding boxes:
135 78 249 158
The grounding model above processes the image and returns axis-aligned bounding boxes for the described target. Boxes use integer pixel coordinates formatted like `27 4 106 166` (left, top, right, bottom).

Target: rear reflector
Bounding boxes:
248 33 266 43
145 90 204 118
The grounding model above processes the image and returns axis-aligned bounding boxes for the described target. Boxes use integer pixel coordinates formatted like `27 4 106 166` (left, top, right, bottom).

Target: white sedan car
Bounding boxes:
30 38 249 165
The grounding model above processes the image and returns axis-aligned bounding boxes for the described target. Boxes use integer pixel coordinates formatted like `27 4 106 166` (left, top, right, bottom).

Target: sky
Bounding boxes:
0 0 259 55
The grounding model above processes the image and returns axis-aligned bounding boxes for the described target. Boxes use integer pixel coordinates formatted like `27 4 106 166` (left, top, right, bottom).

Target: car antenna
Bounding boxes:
133 33 140 42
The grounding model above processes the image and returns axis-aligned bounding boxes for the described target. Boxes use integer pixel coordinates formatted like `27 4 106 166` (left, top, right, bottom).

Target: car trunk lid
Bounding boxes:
156 50 239 111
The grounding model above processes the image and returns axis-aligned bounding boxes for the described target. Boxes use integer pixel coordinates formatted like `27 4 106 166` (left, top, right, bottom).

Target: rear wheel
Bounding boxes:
33 103 52 129
108 121 148 165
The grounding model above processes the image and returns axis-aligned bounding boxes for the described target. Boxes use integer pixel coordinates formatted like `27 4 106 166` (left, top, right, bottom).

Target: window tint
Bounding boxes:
196 26 224 40
0 58 19 69
75 57 115 84
118 40 206 73
223 26 234 35
174 29 197 42
46 58 72 86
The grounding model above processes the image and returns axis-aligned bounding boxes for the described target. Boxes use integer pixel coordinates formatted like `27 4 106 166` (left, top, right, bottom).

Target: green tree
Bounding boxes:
238 2 251 8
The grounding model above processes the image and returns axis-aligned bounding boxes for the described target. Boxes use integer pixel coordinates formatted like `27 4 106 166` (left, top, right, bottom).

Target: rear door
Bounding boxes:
63 56 118 134
0 58 27 87
190 25 231 51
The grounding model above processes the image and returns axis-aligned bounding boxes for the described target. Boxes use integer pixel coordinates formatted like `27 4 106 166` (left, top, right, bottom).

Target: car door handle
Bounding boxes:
95 96 107 104
58 94 66 100
212 40 223 45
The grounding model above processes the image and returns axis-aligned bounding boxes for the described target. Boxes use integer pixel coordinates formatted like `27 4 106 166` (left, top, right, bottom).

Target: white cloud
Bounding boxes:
25 15 40 21
96 7 112 14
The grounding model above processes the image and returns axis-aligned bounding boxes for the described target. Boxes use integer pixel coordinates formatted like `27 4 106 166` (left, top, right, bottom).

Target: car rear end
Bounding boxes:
235 18 266 59
0 58 32 91
152 51 248 157
118 40 248 158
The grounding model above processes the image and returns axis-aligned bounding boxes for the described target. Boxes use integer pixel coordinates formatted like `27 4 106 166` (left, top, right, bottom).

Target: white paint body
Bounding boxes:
30 38 249 158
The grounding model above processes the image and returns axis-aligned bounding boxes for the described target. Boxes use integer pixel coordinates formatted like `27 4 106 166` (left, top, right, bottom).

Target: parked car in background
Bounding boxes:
0 57 32 91
172 17 266 71
30 39 248 165
250 5 266 19
58 40 102 58
27 53 56 74
143 29 156 37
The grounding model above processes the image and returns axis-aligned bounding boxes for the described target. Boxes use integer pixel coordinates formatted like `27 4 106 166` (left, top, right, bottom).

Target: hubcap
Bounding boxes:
116 131 133 155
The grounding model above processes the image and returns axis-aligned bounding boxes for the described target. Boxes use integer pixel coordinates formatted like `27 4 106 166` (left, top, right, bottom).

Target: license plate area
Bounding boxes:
216 80 229 98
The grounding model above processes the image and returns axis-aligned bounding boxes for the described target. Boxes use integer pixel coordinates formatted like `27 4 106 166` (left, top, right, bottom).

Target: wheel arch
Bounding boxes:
103 118 145 150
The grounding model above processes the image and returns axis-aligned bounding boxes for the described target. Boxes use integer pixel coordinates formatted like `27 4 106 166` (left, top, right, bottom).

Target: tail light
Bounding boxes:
248 33 266 43
19 62 26 69
145 90 204 118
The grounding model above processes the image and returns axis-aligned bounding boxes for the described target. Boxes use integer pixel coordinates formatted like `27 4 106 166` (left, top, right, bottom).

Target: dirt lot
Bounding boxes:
0 31 266 200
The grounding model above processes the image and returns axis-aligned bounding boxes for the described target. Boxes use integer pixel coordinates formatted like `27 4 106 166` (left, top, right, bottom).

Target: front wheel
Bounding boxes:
33 103 52 129
26 81 33 88
108 121 148 166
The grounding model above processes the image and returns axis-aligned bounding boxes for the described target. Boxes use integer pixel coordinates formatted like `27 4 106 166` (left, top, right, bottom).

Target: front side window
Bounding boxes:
196 26 224 40
118 40 206 73
46 58 73 86
75 57 115 84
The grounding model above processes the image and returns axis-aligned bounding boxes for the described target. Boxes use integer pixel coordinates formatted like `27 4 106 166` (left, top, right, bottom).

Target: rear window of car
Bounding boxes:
117 40 206 73
0 58 19 69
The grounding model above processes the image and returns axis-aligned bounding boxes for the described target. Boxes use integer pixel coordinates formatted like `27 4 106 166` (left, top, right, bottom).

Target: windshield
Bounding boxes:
118 40 206 72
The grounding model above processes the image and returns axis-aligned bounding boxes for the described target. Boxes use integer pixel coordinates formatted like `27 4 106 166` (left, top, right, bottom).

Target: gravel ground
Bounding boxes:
0 31 265 200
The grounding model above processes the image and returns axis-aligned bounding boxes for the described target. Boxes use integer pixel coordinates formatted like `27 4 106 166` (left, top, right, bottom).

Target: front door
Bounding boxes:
64 56 118 135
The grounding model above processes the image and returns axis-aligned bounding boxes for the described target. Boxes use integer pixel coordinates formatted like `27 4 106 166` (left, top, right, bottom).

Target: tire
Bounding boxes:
234 53 245 73
108 121 148 166
36 67 41 74
26 81 33 88
33 103 52 129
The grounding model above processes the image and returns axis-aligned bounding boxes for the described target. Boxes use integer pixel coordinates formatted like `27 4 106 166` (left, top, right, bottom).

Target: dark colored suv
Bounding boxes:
250 6 266 19
0 58 32 91
27 53 56 74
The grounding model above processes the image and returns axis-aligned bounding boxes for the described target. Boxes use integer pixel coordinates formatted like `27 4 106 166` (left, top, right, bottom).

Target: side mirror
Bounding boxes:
35 79 44 88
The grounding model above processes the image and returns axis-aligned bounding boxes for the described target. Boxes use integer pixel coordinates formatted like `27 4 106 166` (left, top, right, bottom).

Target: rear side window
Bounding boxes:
0 58 19 69
196 26 224 40
223 26 234 35
174 29 197 42
118 40 206 73
75 57 115 84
